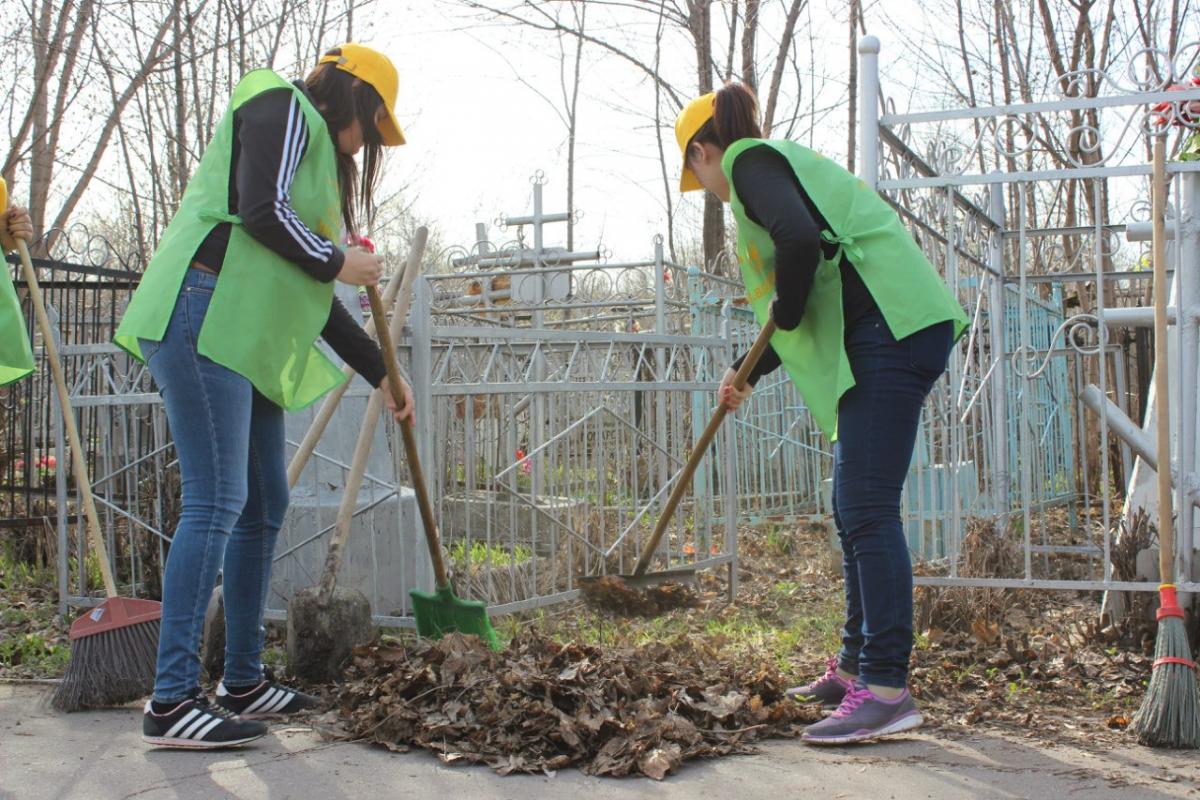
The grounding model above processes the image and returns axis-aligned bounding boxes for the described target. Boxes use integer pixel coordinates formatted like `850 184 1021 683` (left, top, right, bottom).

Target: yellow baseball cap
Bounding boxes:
674 92 716 192
319 43 406 146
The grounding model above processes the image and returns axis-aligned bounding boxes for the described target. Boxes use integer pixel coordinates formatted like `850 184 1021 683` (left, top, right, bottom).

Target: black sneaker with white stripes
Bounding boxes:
214 678 318 719
142 693 267 749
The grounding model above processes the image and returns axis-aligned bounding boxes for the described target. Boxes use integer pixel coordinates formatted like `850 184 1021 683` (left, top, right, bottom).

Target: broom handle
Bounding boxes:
287 227 427 488
633 319 777 576
1152 137 1175 585
364 285 450 589
17 240 118 597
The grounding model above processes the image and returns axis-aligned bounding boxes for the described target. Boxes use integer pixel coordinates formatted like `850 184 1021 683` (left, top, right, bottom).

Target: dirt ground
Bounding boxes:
0 517 1192 788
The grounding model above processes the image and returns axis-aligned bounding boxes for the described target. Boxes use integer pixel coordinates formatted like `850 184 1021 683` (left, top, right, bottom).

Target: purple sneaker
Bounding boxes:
786 657 853 709
800 682 923 745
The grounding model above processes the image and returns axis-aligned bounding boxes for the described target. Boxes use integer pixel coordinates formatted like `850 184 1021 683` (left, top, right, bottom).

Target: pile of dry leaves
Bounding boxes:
327 630 821 780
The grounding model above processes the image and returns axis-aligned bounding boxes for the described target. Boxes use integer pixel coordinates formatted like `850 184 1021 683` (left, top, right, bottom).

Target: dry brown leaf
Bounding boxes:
638 744 682 780
971 618 1001 645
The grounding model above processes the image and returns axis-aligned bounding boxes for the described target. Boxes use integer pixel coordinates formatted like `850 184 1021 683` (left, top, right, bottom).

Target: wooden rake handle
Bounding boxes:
16 240 118 597
364 285 450 589
1151 136 1174 584
632 319 777 576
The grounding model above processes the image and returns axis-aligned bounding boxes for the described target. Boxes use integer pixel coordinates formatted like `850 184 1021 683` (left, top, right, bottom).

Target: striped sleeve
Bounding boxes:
234 88 344 282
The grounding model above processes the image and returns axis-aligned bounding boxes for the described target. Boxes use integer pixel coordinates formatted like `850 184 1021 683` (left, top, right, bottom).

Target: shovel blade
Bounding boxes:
410 585 501 651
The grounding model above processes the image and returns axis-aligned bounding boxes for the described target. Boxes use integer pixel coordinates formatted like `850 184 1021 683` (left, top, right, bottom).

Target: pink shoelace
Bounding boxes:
812 657 842 686
831 684 872 719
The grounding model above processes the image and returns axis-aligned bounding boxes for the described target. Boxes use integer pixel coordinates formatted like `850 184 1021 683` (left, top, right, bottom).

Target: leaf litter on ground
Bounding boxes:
316 514 1160 775
323 630 821 779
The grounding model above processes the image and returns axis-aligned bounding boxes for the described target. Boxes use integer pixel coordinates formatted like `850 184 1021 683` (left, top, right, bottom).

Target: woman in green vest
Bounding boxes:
675 83 967 745
115 45 413 749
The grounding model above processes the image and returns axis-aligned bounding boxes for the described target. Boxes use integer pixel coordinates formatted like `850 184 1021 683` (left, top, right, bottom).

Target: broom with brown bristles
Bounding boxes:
0 178 162 710
1130 135 1200 748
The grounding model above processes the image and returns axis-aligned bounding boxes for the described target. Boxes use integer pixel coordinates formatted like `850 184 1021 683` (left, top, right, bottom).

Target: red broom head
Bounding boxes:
1151 584 1198 673
68 597 162 641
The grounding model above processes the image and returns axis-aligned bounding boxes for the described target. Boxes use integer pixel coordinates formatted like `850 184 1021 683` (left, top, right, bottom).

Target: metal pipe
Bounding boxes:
450 248 601 269
883 85 1200 127
1000 269 1171 285
987 181 1010 514
1126 221 1176 242
410 277 435 592
503 212 570 227
1101 306 1178 327
857 35 881 189
1080 384 1183 490
880 161 1200 192
1179 172 1200 580
52 339 68 617
915 575 1184 592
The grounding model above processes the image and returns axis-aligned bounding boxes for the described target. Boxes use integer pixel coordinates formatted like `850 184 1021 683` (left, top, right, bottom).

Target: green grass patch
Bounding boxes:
448 540 533 569
0 631 69 673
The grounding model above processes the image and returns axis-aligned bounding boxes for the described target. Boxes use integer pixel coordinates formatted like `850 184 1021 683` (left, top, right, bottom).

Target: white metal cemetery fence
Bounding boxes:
859 35 1200 592
45 34 1200 623
48 228 811 624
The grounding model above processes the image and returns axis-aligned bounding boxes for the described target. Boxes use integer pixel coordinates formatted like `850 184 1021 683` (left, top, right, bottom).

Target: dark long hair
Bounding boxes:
687 82 762 160
304 47 385 233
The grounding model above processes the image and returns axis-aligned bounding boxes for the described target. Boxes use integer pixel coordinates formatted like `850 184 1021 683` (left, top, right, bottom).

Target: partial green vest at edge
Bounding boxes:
721 138 969 439
0 262 34 386
114 69 346 411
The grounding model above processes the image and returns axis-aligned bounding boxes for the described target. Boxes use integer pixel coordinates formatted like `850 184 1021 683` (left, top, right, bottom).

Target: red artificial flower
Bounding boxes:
1151 77 1200 128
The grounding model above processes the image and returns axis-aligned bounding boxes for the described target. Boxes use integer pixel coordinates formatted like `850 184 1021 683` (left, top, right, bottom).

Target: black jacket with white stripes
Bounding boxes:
192 81 387 388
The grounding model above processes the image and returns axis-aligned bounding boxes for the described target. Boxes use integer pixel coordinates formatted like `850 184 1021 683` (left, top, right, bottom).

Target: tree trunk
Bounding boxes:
689 0 726 273
741 0 759 91
565 1 586 251
761 0 805 136
653 0 677 262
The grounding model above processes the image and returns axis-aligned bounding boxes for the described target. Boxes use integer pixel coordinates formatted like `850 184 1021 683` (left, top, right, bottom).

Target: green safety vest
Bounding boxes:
721 138 968 439
0 263 34 386
114 69 346 410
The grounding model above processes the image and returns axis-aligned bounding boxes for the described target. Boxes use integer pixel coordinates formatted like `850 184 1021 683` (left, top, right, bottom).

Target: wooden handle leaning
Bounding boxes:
364 286 450 589
316 388 383 603
17 240 118 597
632 319 777 576
287 227 428 488
1151 137 1174 584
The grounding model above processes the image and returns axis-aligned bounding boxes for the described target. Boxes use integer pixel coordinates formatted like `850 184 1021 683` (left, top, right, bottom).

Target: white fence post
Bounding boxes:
857 35 881 188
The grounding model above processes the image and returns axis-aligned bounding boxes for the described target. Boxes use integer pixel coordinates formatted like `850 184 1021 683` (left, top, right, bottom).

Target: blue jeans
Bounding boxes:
833 309 953 689
140 269 290 702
